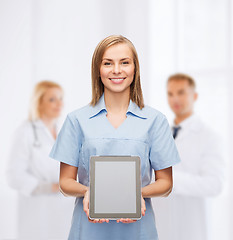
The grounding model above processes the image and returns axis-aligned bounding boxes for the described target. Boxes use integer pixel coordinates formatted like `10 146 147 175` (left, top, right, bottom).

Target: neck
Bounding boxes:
104 89 130 114
40 115 56 131
174 111 193 125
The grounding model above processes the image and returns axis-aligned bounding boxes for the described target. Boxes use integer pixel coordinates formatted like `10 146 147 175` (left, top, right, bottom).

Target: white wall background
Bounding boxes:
0 0 232 239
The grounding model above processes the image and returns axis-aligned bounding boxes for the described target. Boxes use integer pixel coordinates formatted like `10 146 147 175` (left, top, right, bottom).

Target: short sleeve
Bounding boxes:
49 114 83 167
149 114 180 170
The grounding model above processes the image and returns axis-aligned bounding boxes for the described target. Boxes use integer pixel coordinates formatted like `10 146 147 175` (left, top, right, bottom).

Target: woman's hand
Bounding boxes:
52 183 60 193
141 195 146 216
83 188 109 223
116 195 146 223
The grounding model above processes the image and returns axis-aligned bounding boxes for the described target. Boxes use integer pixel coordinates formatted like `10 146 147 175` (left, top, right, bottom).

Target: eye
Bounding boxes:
103 62 111 66
49 98 56 102
178 90 185 95
122 61 129 65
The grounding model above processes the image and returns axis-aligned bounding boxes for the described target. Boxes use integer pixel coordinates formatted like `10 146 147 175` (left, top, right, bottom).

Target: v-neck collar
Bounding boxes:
89 94 148 120
32 119 57 142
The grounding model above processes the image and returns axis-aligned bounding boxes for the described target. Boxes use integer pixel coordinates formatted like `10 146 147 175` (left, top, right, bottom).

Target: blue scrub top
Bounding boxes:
50 94 180 240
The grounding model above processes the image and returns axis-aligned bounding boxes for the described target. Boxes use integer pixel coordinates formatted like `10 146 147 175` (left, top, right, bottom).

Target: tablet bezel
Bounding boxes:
89 155 141 220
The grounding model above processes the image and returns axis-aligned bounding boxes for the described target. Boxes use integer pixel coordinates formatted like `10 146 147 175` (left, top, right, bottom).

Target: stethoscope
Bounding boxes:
31 121 41 148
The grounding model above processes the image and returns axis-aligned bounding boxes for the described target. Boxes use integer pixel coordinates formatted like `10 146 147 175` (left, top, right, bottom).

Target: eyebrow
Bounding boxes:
102 57 132 61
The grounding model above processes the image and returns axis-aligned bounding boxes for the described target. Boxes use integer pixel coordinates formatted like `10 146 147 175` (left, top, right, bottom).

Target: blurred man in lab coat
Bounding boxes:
154 73 225 240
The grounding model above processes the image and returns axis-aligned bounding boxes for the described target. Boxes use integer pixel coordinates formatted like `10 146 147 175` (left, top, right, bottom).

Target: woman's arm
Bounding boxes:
59 162 88 197
142 167 173 198
60 162 110 223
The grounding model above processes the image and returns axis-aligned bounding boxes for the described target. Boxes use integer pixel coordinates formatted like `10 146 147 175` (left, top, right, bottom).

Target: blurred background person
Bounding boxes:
154 73 225 240
6 81 74 240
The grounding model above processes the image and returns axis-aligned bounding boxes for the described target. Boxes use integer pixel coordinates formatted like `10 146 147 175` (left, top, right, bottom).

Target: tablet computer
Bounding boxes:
89 155 141 220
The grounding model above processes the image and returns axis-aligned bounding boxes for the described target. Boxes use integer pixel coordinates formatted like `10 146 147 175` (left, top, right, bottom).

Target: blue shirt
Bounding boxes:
50 94 180 240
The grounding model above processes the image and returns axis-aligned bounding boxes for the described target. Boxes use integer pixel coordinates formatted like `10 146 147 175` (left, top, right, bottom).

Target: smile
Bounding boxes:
109 78 126 84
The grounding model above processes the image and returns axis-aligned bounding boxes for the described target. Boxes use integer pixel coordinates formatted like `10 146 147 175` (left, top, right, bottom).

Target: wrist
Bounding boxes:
141 187 145 198
83 186 89 196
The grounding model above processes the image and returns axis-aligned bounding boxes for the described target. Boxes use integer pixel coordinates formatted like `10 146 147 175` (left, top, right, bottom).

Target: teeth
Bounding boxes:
110 78 124 82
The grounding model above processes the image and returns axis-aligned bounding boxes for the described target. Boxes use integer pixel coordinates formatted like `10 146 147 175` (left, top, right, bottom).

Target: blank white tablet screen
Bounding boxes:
95 161 136 213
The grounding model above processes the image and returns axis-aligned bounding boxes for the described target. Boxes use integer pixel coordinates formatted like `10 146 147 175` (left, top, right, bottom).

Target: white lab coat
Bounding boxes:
153 114 225 240
6 120 74 240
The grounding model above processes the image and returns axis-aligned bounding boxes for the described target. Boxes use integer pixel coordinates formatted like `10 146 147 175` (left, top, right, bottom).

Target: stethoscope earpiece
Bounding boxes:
31 121 41 148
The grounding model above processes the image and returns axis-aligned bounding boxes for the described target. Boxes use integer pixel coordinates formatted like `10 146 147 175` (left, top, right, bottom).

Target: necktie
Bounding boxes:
173 126 181 139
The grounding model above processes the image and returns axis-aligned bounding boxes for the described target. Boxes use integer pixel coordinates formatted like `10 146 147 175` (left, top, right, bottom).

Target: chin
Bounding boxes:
173 111 182 116
51 113 61 119
106 85 131 94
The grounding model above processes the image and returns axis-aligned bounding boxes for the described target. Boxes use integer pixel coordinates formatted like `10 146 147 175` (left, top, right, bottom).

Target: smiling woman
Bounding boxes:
100 43 135 90
90 35 144 109
49 35 181 240
99 43 136 128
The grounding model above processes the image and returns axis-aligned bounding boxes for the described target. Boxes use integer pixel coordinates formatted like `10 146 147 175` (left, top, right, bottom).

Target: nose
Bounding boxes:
169 96 180 106
113 63 121 74
57 98 63 107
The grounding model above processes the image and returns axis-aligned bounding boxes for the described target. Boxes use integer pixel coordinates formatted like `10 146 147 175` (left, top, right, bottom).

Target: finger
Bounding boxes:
128 219 137 223
84 207 89 217
141 207 145 216
123 219 129 223
88 218 95 223
83 199 89 216
101 219 109 223
83 201 90 218
119 218 131 223
99 219 105 223
141 198 146 216
88 217 103 224
125 218 137 223
126 218 136 223
144 202 146 212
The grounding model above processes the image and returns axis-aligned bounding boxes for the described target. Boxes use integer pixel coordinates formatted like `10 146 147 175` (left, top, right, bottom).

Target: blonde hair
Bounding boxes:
90 35 144 109
28 81 63 121
167 73 196 89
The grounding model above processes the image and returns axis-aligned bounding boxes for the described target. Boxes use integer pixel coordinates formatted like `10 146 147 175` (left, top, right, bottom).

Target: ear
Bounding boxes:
194 92 198 101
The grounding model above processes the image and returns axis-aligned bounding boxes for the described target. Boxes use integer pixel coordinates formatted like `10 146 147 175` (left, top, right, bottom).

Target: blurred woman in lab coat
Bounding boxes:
6 81 74 240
